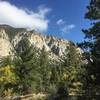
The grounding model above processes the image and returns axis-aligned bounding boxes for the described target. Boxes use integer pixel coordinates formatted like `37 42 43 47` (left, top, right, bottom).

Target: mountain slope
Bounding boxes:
0 25 81 60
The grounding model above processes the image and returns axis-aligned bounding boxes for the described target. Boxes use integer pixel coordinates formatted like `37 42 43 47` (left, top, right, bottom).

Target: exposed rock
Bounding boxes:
0 28 14 58
0 25 79 61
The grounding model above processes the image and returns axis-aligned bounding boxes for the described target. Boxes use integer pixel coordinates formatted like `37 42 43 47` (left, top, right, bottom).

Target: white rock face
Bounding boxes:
11 29 70 57
0 29 14 57
0 25 79 60
28 33 70 56
29 33 50 51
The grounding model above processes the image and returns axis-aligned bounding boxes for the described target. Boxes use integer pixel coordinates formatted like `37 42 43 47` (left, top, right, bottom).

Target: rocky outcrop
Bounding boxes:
0 25 80 60
0 28 14 57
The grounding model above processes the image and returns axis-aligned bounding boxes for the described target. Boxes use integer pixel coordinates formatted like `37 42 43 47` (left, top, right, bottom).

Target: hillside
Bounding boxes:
0 25 87 99
0 25 81 60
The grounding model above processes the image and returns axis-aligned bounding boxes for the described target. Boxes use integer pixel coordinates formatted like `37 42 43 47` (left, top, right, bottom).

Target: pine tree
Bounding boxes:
79 0 100 86
14 38 39 94
61 42 86 94
39 45 50 92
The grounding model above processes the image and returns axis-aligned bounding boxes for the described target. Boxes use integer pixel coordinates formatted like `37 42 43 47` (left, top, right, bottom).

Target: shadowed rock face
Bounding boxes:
0 25 81 60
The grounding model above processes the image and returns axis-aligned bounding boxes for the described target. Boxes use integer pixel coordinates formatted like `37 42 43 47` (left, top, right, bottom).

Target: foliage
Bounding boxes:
78 0 100 95
0 57 17 96
0 65 16 84
59 43 86 94
0 36 86 96
14 38 40 94
38 46 50 92
79 0 100 87
85 0 100 20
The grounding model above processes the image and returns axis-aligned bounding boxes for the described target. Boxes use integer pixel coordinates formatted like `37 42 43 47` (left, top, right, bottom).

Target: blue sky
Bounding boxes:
0 0 90 43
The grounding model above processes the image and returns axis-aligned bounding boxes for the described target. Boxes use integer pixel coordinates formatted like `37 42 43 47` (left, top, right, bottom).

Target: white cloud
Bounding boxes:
61 24 75 33
0 1 51 32
57 19 75 33
57 19 65 25
68 24 75 29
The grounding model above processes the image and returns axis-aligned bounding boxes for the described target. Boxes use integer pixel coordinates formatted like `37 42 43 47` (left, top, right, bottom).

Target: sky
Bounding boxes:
0 0 90 43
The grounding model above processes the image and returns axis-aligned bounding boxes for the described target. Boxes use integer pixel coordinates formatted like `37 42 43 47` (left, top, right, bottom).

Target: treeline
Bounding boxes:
0 37 86 97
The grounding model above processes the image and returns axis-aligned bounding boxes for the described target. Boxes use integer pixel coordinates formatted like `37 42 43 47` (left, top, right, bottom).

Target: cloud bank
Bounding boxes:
0 1 51 31
57 19 75 33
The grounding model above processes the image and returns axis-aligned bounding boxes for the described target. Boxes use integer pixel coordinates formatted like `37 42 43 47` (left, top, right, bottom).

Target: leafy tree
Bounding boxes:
0 57 17 96
79 0 100 87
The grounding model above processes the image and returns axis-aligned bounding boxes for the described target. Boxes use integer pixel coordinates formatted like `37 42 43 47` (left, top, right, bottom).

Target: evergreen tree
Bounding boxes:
14 38 39 94
0 56 13 67
39 45 50 92
79 0 100 86
61 42 86 94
